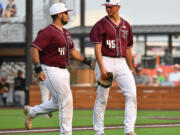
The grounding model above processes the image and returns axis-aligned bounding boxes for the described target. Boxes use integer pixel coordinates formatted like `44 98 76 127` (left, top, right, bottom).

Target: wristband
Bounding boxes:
34 62 42 74
82 57 92 66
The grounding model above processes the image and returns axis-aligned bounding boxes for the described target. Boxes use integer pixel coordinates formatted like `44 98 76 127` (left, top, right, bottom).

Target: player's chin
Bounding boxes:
62 20 68 25
108 14 114 17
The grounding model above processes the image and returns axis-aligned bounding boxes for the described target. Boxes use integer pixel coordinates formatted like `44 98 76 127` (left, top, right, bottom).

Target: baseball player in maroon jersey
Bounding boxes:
90 0 137 135
24 3 93 135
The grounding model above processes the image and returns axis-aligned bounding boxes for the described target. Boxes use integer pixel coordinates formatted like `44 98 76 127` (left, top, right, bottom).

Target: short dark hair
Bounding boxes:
51 14 58 20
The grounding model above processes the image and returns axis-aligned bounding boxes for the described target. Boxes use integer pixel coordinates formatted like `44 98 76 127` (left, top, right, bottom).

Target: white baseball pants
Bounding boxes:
93 56 137 135
29 64 73 135
39 81 51 118
40 81 50 103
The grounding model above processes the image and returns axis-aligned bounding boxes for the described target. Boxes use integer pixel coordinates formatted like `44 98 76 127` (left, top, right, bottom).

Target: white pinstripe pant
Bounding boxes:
30 64 73 135
93 56 137 135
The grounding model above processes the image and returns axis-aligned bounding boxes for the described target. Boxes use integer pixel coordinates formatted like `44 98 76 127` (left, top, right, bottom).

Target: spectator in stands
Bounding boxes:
1 0 16 20
162 48 173 65
14 70 26 107
0 2 3 17
0 78 9 107
134 67 149 86
156 68 165 83
160 73 174 86
149 75 160 86
169 64 180 86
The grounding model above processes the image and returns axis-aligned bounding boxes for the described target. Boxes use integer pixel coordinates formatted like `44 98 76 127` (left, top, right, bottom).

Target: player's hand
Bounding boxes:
100 68 108 79
82 57 96 70
37 71 46 81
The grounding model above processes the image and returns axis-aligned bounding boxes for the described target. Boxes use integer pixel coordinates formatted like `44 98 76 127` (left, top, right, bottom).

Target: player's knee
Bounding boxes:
125 89 136 98
97 95 108 106
66 95 73 107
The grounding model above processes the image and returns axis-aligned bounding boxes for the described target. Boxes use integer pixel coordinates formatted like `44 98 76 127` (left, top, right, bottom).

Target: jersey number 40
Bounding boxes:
106 40 115 48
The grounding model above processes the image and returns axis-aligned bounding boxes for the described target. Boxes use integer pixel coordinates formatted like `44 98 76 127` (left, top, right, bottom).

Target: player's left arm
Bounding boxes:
126 48 135 73
70 49 84 62
31 47 46 81
70 49 95 69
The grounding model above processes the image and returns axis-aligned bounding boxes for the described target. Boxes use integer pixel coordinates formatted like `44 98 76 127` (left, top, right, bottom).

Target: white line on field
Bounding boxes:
0 124 180 134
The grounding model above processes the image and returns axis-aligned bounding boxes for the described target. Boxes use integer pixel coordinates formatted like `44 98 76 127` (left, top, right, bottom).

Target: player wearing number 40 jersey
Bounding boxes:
90 0 137 135
24 3 93 135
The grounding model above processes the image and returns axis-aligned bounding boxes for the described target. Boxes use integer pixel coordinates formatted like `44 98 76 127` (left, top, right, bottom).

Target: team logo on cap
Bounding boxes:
121 30 128 40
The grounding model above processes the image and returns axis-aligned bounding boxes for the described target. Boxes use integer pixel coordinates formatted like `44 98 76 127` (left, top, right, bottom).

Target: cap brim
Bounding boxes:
62 9 72 13
102 4 114 7
65 9 73 12
60 9 72 14
51 9 73 15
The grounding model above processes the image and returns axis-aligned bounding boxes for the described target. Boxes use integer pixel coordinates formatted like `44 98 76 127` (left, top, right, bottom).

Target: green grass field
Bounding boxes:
0 109 180 135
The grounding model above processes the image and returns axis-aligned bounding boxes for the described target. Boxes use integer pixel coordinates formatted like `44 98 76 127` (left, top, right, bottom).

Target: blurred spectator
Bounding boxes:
0 2 3 17
134 67 149 86
156 68 165 83
14 70 26 107
0 78 9 106
1 0 16 20
162 48 173 65
160 73 174 86
149 75 160 86
169 64 180 86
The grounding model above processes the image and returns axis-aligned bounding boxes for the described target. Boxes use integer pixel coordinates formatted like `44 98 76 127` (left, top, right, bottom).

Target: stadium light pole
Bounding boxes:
25 0 33 105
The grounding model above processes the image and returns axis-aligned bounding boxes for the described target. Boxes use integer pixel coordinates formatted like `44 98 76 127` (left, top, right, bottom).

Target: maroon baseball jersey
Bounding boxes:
32 24 74 67
90 16 133 57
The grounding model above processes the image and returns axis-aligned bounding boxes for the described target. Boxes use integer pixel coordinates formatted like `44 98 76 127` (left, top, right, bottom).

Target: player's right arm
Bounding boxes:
94 43 108 79
31 47 46 81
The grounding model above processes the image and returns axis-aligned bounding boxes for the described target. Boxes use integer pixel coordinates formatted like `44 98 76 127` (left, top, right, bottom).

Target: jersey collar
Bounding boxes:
105 16 124 28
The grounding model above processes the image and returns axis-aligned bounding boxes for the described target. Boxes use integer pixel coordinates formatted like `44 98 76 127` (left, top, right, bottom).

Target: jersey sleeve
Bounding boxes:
90 22 103 44
32 30 50 51
127 25 133 48
69 39 75 50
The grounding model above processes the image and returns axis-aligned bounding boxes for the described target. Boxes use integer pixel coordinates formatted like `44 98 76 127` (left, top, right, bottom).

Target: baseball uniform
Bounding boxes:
90 16 137 135
30 24 74 135
39 81 51 118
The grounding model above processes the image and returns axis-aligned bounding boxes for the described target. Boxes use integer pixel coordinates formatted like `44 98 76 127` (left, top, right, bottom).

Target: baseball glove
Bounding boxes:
97 72 113 88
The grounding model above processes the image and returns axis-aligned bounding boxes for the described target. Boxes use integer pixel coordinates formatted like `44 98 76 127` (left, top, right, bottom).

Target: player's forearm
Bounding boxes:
125 48 133 70
70 49 84 62
94 44 104 70
30 47 40 64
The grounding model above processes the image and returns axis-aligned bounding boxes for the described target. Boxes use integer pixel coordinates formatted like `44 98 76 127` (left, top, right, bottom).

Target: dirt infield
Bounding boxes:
0 123 180 134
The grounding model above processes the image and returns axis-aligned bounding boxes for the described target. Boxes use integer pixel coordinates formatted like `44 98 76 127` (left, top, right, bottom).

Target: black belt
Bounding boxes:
43 64 67 69
59 66 66 69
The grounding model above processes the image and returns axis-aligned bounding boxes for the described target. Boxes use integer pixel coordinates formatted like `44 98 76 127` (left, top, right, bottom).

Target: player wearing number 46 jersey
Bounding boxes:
90 0 137 135
24 3 93 135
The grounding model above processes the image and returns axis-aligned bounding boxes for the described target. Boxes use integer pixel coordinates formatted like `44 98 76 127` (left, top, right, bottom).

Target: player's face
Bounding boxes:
106 5 120 16
61 12 69 25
